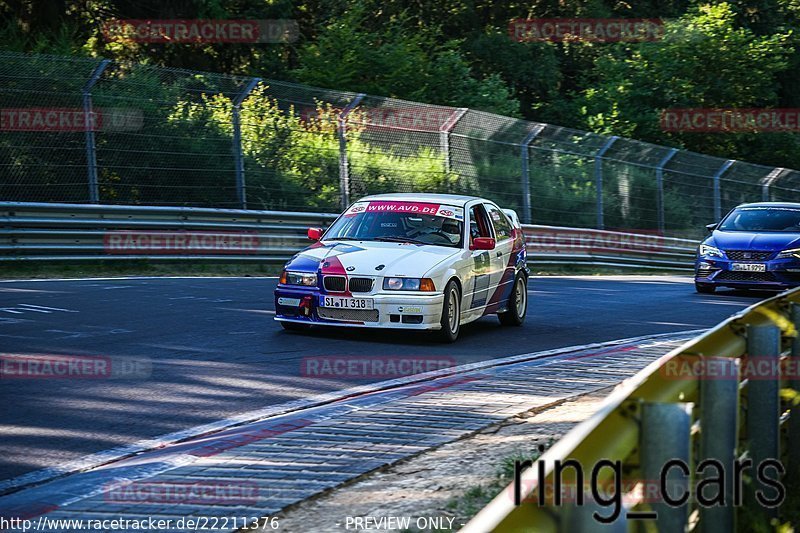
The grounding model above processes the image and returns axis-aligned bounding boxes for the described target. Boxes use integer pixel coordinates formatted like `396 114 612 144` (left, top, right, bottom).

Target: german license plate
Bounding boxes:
731 263 766 272
320 296 374 309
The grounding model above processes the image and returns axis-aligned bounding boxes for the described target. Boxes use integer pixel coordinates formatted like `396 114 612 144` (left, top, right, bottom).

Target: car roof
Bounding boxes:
357 193 484 207
735 202 800 209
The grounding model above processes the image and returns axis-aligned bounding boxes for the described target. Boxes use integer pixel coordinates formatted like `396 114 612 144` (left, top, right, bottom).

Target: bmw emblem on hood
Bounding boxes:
346 266 355 271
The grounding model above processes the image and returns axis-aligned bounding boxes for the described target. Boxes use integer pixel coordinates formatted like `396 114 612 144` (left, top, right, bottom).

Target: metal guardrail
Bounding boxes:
0 202 697 270
464 288 800 532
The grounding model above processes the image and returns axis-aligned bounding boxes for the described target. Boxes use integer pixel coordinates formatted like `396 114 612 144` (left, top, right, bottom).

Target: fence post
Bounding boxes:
232 78 261 209
520 124 545 225
745 323 781 520
699 357 739 533
655 148 678 233
712 160 735 221
83 59 111 204
594 137 618 230
337 94 365 211
440 108 468 192
790 305 800 492
641 402 691 533
760 167 786 202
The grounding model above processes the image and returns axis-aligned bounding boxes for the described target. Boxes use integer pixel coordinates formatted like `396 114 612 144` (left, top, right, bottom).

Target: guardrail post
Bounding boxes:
655 148 678 233
712 160 735 222
440 108 468 193
760 167 786 202
594 137 618 230
232 78 261 209
745 323 781 519
520 124 545 225
789 305 800 489
83 59 111 204
337 94 365 210
641 402 691 532
699 357 739 533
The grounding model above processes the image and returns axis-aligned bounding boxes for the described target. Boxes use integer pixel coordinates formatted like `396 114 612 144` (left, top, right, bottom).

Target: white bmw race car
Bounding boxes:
274 193 529 342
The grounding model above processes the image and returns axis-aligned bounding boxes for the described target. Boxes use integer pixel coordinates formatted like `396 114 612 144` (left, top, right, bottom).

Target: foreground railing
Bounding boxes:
464 288 800 532
0 202 698 270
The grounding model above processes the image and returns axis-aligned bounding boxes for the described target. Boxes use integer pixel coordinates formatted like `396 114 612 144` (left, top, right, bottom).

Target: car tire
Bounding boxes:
695 282 716 294
280 321 310 331
499 274 528 326
438 280 461 343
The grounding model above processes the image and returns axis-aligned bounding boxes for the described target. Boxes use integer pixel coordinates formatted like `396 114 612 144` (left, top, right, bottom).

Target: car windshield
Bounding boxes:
324 201 464 248
718 207 800 232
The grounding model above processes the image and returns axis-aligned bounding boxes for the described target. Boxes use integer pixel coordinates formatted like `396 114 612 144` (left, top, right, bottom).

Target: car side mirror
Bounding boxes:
307 227 323 241
705 223 718 232
471 237 496 251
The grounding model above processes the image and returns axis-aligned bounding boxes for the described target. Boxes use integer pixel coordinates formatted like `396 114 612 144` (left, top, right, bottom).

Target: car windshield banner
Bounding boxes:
343 201 464 220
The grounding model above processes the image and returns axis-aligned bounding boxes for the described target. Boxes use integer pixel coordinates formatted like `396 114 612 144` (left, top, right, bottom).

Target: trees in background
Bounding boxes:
3 0 800 178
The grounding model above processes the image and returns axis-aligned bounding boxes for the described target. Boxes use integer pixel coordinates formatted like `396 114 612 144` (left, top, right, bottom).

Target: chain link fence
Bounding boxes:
2 50 799 238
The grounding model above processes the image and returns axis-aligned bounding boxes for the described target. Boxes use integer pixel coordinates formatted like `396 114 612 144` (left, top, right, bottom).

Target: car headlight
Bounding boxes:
280 270 317 286
778 248 800 259
383 277 436 291
698 244 723 258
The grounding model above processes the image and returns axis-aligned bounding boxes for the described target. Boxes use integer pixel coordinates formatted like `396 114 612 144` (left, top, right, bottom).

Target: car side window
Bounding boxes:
486 205 512 240
469 204 492 242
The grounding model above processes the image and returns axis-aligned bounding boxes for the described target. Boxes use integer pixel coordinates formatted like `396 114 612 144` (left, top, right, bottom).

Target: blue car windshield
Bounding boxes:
325 202 464 248
718 207 800 232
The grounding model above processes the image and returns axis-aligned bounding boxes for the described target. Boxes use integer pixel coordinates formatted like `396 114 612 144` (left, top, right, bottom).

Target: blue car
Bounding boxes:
695 202 800 293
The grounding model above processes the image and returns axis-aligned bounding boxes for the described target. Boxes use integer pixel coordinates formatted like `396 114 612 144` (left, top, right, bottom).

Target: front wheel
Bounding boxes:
499 274 528 326
438 280 461 343
695 282 716 294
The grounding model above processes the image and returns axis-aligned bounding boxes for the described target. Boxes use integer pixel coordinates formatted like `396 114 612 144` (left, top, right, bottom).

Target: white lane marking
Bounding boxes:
0 329 703 495
20 304 79 313
0 304 79 315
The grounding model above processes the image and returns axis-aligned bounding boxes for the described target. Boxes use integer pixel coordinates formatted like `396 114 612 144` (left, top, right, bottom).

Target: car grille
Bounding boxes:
317 308 379 322
725 250 773 261
323 275 347 292
715 271 777 282
348 277 373 293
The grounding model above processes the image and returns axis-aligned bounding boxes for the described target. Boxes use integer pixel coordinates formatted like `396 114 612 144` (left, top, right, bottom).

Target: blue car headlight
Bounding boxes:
778 248 800 259
698 244 723 258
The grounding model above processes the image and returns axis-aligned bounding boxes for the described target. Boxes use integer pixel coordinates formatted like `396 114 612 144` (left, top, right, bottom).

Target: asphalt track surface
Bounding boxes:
0 275 766 483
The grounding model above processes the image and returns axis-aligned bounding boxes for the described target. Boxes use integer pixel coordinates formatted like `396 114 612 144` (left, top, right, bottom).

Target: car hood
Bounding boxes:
285 241 460 278
711 230 800 251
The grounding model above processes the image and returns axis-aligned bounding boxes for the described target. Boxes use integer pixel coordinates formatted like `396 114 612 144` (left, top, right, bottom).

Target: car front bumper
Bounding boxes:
274 286 445 330
695 256 800 289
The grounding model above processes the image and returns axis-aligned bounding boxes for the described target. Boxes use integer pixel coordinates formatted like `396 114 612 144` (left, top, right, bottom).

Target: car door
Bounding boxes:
483 203 516 309
461 203 495 320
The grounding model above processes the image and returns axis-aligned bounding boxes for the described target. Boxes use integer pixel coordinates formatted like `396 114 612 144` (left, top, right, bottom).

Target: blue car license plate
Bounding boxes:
731 263 766 272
